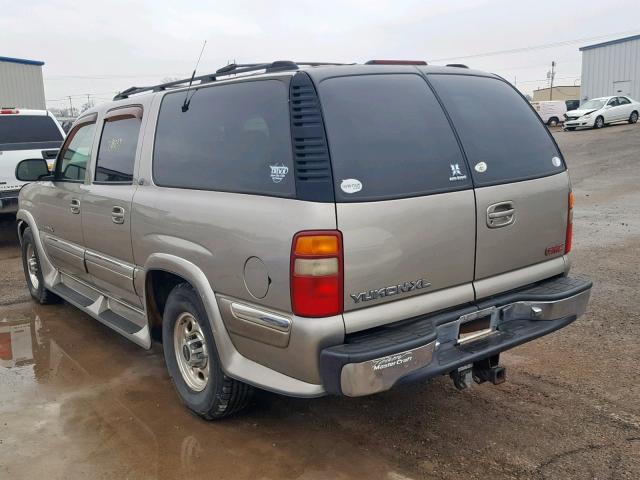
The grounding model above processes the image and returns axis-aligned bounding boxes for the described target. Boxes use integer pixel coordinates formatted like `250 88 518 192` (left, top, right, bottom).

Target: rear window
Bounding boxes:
427 74 564 186
318 74 470 202
153 80 295 197
0 115 63 145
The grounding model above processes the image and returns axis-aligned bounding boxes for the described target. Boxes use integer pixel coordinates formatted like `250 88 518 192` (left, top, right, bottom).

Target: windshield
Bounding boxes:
0 115 64 146
579 99 605 110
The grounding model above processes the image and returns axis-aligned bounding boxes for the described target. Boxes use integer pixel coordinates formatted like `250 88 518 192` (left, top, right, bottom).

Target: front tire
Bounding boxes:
547 117 559 127
21 227 60 304
594 116 604 129
162 283 253 419
629 111 638 124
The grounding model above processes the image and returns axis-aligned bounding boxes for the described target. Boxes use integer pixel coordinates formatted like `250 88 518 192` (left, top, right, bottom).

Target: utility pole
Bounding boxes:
68 96 74 117
548 61 556 100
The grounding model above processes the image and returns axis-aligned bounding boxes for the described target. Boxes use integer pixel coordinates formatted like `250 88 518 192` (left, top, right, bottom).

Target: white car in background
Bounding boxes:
0 108 65 214
564 96 640 130
530 100 567 127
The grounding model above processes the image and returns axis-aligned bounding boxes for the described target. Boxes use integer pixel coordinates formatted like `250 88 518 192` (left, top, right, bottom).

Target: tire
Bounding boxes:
547 117 559 127
21 227 60 304
565 127 575 131
629 111 639 124
594 116 604 129
162 283 253 419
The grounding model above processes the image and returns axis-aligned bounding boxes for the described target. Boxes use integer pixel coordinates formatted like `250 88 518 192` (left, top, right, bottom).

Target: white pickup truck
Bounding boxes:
0 108 65 214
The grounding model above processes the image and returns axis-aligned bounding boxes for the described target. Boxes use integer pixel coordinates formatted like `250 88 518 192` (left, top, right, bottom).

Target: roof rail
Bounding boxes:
113 60 301 100
446 63 469 69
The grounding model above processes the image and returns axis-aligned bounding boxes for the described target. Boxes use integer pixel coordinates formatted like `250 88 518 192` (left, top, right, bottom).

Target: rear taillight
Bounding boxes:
565 191 574 254
291 231 343 317
0 108 19 114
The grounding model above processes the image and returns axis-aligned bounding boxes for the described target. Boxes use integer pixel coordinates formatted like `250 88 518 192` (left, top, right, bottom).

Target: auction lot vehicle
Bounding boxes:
531 100 567 126
15 61 592 419
564 96 639 130
0 108 65 214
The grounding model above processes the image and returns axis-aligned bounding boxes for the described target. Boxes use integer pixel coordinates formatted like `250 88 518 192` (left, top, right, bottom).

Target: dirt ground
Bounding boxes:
1 123 639 480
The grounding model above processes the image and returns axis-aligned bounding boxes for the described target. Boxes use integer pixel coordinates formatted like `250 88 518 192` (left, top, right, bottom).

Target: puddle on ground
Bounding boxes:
0 302 415 480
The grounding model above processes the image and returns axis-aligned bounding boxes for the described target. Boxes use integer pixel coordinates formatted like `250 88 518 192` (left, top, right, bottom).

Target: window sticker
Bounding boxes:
449 163 467 181
552 156 561 167
340 179 363 194
269 164 289 183
474 161 487 173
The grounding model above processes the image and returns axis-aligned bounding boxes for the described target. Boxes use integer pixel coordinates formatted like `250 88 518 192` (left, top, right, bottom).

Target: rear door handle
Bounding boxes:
111 206 125 224
487 201 515 228
70 198 81 214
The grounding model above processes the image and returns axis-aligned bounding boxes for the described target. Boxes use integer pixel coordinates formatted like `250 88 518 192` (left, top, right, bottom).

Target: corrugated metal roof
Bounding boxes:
0 55 45 66
579 34 640 51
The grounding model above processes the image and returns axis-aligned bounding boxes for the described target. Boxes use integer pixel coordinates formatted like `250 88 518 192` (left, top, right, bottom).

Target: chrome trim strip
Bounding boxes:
85 250 135 277
44 235 85 258
230 302 292 332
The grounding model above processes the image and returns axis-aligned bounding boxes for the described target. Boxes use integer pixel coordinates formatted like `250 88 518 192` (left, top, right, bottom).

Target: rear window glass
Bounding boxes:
319 74 470 201
427 74 564 186
0 115 63 145
153 80 294 197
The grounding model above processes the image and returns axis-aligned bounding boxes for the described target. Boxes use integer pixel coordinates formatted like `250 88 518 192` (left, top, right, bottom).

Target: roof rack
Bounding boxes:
446 63 469 69
113 60 352 100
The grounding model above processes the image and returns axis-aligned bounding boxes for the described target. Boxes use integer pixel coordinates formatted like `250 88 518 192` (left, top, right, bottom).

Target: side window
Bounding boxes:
55 120 97 181
95 107 142 183
153 80 294 197
618 97 631 105
607 98 619 107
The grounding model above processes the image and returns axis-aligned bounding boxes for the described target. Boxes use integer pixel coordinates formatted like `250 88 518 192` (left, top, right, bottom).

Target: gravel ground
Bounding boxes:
0 122 639 479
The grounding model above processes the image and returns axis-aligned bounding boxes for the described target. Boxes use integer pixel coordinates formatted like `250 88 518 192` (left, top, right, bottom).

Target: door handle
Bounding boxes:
111 206 126 224
70 198 81 214
487 201 515 228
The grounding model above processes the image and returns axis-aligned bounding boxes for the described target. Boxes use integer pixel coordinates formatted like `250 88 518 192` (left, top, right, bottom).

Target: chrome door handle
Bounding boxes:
70 198 81 214
111 206 125 224
487 201 515 228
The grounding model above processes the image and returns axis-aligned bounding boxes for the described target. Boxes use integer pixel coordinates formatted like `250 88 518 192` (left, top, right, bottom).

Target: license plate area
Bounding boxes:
457 307 498 345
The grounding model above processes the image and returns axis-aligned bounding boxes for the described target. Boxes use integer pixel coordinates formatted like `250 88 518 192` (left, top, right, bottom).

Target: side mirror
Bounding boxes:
15 158 52 182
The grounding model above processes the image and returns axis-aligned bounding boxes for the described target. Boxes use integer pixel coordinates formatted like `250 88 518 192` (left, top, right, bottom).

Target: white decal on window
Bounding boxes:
552 156 561 167
269 164 289 183
474 162 487 173
340 179 363 194
449 163 467 181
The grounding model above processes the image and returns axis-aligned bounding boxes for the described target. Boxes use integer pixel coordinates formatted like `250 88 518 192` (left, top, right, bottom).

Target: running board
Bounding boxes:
50 276 151 349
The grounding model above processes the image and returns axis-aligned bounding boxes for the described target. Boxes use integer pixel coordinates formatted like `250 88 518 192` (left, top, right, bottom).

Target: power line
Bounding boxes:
428 29 640 62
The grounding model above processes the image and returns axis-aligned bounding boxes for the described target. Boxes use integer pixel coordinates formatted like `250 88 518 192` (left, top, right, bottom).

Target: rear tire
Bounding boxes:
565 127 575 131
594 116 604 129
162 283 253 419
629 111 638 124
547 117 559 127
21 227 60 304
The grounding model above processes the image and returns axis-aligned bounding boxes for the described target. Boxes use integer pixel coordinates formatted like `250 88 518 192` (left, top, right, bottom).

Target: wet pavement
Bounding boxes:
1 123 640 479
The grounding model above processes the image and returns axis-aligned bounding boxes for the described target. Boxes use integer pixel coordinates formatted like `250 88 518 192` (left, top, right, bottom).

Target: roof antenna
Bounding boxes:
181 40 207 113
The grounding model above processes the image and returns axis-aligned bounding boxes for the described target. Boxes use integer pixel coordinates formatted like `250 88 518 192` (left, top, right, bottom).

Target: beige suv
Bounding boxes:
15 60 591 419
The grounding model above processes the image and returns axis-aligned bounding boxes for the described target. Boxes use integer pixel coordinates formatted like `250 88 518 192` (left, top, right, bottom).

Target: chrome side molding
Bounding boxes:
230 302 292 332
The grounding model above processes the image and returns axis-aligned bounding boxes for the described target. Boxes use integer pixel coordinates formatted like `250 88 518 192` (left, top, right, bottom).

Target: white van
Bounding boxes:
530 100 567 127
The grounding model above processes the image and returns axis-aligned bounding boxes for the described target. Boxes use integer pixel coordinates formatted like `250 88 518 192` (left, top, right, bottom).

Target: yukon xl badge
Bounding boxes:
350 278 431 303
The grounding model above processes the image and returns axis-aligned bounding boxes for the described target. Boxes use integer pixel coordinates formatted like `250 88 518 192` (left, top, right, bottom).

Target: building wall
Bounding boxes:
580 36 640 101
0 60 46 109
532 86 580 102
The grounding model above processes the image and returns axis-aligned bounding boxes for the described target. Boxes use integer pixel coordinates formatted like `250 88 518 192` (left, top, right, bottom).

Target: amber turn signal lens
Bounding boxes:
294 235 339 255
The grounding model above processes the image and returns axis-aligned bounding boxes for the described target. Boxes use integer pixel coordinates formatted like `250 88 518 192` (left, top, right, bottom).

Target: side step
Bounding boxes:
51 283 94 307
98 309 140 335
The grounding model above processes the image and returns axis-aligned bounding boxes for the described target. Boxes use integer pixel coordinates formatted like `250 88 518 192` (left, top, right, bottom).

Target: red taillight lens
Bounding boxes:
291 231 343 317
565 191 574 254
0 108 19 114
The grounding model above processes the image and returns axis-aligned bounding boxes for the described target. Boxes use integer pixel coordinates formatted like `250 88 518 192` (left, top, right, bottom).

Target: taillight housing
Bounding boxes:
565 191 574 254
290 231 343 317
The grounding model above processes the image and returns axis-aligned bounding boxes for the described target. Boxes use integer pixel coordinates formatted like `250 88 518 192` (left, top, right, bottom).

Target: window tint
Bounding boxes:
428 74 564 187
318 74 469 202
607 98 619 107
56 122 96 181
0 115 63 145
95 116 141 183
618 97 631 105
153 80 294 197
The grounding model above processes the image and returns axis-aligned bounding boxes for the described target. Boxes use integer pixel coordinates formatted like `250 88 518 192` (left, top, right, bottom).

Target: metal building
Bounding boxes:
579 34 640 101
0 56 46 109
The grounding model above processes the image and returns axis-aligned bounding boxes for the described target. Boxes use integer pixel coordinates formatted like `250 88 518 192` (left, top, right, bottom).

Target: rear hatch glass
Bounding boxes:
0 115 63 148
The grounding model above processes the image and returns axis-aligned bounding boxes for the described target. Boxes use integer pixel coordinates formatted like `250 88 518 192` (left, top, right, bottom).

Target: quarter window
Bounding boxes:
55 120 96 182
95 108 142 183
153 80 294 197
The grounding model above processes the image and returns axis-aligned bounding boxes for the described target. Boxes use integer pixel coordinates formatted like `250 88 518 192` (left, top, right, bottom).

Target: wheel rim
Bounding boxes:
26 243 40 290
596 118 603 128
173 312 210 392
632 113 638 123
550 119 557 127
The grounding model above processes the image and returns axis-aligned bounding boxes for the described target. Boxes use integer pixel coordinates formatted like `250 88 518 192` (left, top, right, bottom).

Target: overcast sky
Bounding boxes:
2 0 639 110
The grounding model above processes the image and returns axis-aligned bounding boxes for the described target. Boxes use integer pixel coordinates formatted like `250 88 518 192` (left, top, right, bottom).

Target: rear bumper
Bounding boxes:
0 191 19 214
319 276 592 396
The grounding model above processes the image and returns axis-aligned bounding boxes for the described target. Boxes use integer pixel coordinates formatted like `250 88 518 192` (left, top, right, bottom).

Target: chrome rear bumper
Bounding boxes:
320 276 592 397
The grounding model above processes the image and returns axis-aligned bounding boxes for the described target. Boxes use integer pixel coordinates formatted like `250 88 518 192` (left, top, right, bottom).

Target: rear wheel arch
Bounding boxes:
145 269 193 338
